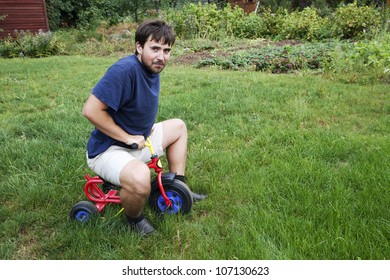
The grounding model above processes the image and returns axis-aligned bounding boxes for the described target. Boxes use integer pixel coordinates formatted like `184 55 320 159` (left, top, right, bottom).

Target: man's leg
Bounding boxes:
162 119 207 202
162 118 187 176
119 160 155 235
87 145 156 235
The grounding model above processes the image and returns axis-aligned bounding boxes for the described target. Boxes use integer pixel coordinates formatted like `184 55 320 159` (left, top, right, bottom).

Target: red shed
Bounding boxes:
228 0 257 14
0 0 49 38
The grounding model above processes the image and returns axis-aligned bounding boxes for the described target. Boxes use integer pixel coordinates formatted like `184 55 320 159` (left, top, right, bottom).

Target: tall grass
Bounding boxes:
0 56 389 260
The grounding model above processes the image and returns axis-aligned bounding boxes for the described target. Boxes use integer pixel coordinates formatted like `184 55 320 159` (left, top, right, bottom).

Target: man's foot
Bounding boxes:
191 192 207 202
128 218 156 236
174 175 207 203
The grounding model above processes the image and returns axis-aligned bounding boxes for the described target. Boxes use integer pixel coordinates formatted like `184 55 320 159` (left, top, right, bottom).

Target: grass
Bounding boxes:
0 56 389 260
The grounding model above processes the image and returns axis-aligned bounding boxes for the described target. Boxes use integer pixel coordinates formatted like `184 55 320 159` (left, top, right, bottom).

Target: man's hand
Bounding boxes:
126 135 145 149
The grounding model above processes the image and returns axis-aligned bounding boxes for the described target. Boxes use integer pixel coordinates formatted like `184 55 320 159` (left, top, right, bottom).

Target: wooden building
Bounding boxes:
0 0 49 38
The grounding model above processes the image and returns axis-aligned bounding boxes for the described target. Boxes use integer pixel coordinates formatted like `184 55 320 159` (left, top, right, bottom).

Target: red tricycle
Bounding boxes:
70 138 193 223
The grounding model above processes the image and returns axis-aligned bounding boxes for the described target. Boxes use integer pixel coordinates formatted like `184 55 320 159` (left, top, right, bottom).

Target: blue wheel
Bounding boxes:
149 179 193 215
70 201 99 223
156 191 183 214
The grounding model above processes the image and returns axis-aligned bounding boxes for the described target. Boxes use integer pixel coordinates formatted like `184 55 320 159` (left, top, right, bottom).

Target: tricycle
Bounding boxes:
70 138 193 222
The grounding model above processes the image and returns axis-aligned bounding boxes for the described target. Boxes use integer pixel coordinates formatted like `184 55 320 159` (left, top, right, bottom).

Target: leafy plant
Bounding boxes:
278 7 332 41
0 30 66 58
256 7 286 38
164 3 226 40
332 2 381 39
325 32 390 83
196 41 337 73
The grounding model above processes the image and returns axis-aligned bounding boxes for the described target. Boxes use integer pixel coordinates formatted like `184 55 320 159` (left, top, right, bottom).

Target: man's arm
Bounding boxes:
82 94 145 148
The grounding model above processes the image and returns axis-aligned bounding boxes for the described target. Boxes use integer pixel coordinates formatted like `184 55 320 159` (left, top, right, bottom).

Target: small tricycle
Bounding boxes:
70 138 193 223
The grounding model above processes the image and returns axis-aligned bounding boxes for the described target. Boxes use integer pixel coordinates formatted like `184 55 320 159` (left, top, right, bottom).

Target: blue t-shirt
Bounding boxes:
87 55 160 158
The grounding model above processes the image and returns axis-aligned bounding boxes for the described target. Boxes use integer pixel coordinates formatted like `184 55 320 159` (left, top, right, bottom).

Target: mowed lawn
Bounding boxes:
0 56 389 260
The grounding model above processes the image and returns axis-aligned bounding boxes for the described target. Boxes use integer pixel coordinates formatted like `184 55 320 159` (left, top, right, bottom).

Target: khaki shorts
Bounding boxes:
86 122 164 186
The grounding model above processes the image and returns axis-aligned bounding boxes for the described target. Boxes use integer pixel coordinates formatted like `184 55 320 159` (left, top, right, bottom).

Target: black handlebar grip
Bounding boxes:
129 143 139 149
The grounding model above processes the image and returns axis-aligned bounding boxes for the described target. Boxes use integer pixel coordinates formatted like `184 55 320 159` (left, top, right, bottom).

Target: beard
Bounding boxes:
140 56 166 74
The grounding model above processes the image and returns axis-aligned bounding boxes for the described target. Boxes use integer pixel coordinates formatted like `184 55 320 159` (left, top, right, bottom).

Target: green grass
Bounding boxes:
0 56 389 260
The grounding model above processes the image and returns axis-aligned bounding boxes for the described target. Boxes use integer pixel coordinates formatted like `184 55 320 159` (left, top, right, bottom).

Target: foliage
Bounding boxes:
196 41 337 73
0 30 66 58
278 7 333 41
231 8 264 39
1 1 388 83
164 3 227 40
332 2 382 39
44 0 220 30
164 3 385 42
325 32 390 83
50 23 136 57
45 0 152 30
258 0 387 12
254 7 286 38
164 3 334 40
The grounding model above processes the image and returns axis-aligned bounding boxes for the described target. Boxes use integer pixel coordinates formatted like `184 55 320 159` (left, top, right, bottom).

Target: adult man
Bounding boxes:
82 20 206 235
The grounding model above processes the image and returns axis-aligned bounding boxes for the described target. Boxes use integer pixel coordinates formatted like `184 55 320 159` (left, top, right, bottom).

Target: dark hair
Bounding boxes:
135 20 176 55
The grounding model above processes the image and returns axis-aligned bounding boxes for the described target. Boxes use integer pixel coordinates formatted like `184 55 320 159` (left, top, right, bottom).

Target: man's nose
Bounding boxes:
156 50 164 60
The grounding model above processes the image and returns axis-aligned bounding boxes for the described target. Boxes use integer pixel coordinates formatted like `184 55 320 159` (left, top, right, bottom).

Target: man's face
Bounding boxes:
136 36 172 74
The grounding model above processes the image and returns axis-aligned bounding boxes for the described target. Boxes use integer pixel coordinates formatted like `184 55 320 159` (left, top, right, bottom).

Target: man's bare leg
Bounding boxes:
162 118 207 202
119 160 155 235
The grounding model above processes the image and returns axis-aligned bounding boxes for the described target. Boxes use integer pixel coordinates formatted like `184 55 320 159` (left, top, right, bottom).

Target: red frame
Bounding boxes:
83 151 173 213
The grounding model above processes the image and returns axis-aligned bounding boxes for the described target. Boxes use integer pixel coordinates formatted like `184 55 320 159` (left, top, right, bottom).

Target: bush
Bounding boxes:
256 7 286 38
164 3 263 40
332 2 381 39
164 3 226 40
233 10 263 39
279 7 333 41
0 30 66 58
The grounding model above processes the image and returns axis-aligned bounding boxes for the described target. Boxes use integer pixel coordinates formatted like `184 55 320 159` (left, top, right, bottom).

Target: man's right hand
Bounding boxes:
126 135 145 149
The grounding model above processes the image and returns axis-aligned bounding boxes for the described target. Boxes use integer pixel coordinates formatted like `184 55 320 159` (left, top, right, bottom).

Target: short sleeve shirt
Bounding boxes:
87 55 160 158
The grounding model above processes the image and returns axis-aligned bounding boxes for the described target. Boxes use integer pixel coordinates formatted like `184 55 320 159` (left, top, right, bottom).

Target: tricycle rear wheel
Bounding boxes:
70 201 99 223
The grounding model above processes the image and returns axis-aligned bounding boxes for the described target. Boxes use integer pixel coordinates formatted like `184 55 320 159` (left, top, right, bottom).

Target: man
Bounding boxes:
82 20 206 235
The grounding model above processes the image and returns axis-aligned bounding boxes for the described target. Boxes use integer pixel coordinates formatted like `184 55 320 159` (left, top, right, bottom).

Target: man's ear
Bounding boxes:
136 42 143 55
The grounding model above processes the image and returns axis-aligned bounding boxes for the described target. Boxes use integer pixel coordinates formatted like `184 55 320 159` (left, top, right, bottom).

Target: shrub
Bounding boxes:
279 7 333 41
256 7 286 38
233 10 263 39
164 3 264 40
164 3 218 39
332 2 381 39
0 30 66 58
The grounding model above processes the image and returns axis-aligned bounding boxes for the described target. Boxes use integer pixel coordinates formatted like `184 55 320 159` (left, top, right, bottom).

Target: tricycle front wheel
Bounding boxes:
149 179 193 215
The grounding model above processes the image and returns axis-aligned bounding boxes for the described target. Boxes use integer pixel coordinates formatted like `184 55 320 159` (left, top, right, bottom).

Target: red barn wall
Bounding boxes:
0 0 49 38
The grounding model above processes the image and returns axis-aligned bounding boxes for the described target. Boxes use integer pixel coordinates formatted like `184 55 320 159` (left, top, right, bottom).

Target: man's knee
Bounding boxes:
165 118 187 137
119 161 151 196
175 118 187 132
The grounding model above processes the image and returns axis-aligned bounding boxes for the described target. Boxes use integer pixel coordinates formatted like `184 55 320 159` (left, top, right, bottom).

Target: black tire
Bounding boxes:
149 179 193 215
70 201 99 223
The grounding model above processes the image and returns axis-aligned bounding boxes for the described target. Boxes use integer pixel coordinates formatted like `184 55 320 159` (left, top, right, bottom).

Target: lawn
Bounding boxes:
0 56 389 259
